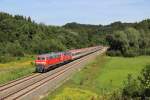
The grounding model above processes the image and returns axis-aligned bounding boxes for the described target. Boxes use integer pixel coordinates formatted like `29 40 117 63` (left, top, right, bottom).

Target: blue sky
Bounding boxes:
0 0 150 25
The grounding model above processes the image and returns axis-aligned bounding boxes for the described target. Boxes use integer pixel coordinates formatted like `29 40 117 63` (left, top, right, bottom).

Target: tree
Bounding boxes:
124 28 140 49
27 16 31 22
5 41 24 56
122 65 150 99
138 65 150 97
106 31 129 56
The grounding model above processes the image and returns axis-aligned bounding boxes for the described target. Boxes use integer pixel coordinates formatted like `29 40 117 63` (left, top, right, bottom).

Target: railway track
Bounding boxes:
0 47 107 100
0 73 41 91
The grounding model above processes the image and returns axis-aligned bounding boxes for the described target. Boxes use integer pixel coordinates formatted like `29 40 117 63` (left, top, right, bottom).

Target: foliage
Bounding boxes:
122 74 140 98
0 12 104 62
138 65 150 97
120 65 150 99
0 12 150 62
107 26 150 57
106 50 122 56
64 20 150 57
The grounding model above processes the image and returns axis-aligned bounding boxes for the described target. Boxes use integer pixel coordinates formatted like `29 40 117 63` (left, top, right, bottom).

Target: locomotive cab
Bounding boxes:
35 56 47 72
35 53 63 73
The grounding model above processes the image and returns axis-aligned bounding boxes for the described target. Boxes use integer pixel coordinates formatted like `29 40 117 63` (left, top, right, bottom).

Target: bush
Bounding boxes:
5 41 24 57
121 65 150 99
122 74 140 98
106 50 122 56
138 65 150 97
108 90 122 100
17 57 21 60
145 49 150 55
139 48 150 55
0 56 13 63
30 61 34 66
124 49 139 57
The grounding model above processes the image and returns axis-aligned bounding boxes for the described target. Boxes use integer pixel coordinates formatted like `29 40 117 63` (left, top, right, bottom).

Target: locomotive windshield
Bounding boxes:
37 57 45 60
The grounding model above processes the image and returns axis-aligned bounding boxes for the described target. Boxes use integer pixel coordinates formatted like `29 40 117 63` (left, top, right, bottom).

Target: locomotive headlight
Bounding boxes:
41 62 46 64
36 62 46 65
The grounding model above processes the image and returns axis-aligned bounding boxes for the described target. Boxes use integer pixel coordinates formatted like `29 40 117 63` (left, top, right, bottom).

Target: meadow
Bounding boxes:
0 55 35 85
43 55 150 100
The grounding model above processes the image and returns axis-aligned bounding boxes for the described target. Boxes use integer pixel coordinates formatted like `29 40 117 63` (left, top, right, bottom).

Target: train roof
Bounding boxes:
37 52 61 57
37 51 71 57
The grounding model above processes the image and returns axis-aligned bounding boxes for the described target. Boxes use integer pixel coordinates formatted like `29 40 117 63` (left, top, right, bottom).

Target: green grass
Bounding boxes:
0 55 35 85
43 55 150 100
96 56 150 91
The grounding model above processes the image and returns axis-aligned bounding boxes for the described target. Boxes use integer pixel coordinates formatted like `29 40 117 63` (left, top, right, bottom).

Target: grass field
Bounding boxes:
43 55 150 100
0 55 35 85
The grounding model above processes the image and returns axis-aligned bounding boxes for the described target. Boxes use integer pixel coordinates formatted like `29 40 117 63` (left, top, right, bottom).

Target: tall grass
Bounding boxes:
0 55 35 85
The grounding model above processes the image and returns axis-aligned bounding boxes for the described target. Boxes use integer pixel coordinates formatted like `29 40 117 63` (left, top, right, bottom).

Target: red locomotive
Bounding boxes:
35 46 101 72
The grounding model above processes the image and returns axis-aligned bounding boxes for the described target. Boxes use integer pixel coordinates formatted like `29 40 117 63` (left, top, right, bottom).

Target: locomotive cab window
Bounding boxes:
37 57 45 60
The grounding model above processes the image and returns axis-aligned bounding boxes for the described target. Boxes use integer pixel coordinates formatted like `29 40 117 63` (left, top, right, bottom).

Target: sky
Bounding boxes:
0 0 150 25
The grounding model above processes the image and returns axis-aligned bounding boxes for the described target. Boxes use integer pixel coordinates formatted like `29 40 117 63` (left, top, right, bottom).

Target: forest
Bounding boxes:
64 21 150 57
0 12 105 62
0 12 150 62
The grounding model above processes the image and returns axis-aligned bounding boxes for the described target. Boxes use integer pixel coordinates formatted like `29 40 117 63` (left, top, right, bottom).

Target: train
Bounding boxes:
35 46 102 73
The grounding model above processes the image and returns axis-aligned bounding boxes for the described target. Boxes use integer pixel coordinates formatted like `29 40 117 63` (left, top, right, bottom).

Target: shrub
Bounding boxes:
145 49 150 55
121 65 150 99
124 49 139 57
139 48 150 55
138 65 150 97
122 74 140 98
106 50 122 56
0 56 13 63
30 61 34 66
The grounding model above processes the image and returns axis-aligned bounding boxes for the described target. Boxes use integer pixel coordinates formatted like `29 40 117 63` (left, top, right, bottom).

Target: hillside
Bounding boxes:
0 12 150 63
0 12 103 62
63 21 150 57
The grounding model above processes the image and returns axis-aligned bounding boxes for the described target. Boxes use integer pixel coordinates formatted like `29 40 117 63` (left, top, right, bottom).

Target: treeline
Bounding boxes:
0 12 104 62
106 20 150 57
63 22 107 45
64 21 150 57
0 12 150 62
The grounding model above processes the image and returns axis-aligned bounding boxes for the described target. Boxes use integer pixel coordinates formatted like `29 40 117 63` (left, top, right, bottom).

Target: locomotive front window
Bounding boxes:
41 57 45 60
37 57 45 60
37 57 40 60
